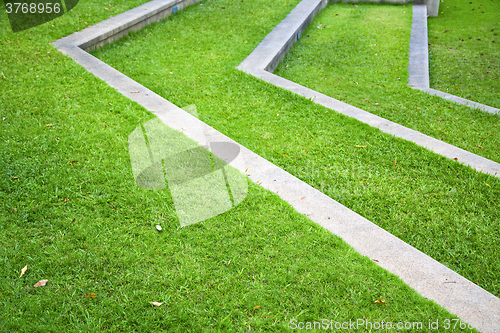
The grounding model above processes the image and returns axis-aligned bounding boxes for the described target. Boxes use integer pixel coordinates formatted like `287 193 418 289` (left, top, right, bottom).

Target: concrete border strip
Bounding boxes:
237 1 500 180
408 5 499 114
52 1 500 332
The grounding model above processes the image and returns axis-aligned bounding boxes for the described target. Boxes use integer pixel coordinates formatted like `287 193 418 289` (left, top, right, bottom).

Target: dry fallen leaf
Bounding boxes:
46 124 53 127
301 196 306 200
453 157 459 161
374 299 387 305
253 305 261 310
20 265 27 278
355 145 367 148
34 279 48 287
150 302 163 306
486 183 491 188
85 293 97 298
394 160 397 166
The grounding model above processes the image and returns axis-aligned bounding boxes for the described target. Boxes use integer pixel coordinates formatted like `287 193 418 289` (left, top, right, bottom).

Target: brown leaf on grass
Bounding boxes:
355 145 366 148
374 299 387 305
253 305 261 310
478 145 483 148
394 160 397 166
85 293 97 298
486 183 491 188
34 279 48 287
150 302 163 306
46 124 53 127
20 265 27 278
453 157 459 161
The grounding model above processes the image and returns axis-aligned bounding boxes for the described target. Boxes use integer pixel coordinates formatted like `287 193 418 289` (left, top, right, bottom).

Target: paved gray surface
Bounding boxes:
409 4 499 114
53 1 500 332
408 5 429 89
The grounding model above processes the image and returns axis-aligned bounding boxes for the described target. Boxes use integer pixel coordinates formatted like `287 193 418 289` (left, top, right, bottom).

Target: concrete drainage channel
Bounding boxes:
53 0 500 331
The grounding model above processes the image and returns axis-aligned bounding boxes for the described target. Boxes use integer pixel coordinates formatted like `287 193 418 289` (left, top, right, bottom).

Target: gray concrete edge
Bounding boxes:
53 0 199 52
409 4 499 114
417 87 500 114
52 0 500 332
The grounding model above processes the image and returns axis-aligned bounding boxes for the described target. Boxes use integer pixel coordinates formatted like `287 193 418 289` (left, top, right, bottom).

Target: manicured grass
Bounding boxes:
428 0 500 109
0 0 467 331
91 0 500 300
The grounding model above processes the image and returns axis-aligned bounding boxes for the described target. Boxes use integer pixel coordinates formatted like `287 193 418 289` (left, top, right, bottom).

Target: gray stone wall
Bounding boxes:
328 0 440 16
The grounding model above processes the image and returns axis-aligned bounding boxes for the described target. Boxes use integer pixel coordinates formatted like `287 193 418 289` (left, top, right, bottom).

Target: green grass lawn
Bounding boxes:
90 0 500 301
0 0 470 331
428 0 500 109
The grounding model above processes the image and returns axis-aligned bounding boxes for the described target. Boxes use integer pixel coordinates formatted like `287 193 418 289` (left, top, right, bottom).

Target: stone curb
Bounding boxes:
409 5 499 114
52 1 500 332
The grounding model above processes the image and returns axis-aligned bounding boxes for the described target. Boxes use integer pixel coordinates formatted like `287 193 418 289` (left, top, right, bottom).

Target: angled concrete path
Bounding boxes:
53 1 500 332
409 5 499 114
